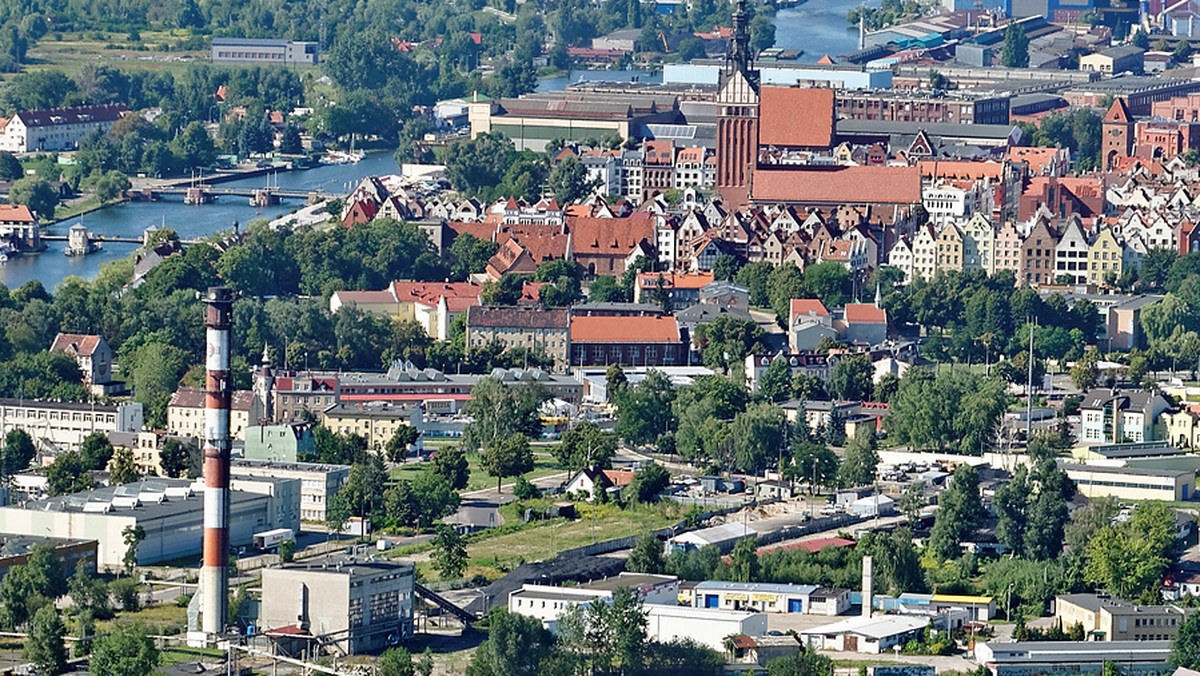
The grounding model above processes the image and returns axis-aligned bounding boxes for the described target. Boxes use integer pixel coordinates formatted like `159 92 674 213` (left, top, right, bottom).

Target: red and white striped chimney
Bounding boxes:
201 286 234 635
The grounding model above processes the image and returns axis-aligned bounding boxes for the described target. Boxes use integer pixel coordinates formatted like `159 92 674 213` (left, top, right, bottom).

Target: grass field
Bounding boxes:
389 451 568 492
463 501 685 571
95 601 187 634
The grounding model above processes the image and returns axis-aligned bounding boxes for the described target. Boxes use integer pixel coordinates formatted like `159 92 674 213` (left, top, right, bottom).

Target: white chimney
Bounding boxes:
862 555 874 618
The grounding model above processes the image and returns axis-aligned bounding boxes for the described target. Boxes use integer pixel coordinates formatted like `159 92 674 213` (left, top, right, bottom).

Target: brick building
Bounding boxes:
569 315 688 367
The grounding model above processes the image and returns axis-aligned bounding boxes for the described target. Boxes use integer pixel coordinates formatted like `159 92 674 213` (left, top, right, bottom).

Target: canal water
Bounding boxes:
4 152 401 290
13 0 880 291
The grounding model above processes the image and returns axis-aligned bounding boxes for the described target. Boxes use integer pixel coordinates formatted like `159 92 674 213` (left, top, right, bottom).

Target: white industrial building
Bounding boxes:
509 573 680 624
800 615 931 653
0 477 299 571
646 605 768 651
667 522 758 554
0 398 142 451
851 494 896 517
231 458 349 522
976 640 1172 676
691 580 851 615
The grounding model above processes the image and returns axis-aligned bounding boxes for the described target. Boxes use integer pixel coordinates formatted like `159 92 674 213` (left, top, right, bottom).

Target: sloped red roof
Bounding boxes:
917 160 1004 181
759 87 835 149
636 272 714 290
844 303 886 324
752 165 921 205
391 281 482 312
0 204 35 223
790 299 829 317
50 333 103 356
571 315 680 343
1104 97 1132 124
601 469 635 487
568 215 654 256
447 221 497 241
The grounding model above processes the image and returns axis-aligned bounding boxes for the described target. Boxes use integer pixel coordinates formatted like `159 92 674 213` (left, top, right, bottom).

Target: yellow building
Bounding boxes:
1087 228 1124 286
935 222 965 273
960 214 995 275
1164 409 1200 449
321 401 422 452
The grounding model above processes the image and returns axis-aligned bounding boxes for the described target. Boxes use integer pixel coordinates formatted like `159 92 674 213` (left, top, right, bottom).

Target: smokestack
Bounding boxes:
201 286 234 636
862 555 874 618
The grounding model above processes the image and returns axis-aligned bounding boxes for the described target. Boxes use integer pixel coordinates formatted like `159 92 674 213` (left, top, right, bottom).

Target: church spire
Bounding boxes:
729 0 754 77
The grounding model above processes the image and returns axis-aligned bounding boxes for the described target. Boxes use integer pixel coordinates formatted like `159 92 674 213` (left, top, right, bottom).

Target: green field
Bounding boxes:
389 451 569 492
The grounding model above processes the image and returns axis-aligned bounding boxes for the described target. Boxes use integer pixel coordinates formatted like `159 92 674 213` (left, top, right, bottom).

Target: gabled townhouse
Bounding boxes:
935 222 965 273
1020 219 1059 286
886 237 915 284
911 224 938 282
960 213 996 275
1054 216 1091 285
1087 228 1125 286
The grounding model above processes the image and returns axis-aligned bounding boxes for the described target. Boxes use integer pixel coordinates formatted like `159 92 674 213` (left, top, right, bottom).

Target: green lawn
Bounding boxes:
95 601 187 634
465 501 685 570
390 451 568 492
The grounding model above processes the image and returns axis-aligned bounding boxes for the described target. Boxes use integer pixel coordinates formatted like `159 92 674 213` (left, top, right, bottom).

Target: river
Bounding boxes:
14 0 877 291
3 152 401 290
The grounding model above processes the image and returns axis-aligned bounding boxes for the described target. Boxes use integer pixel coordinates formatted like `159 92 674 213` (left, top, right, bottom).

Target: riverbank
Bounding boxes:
50 195 112 224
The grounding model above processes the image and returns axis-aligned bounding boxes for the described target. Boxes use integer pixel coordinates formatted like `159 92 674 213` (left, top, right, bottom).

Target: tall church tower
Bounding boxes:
715 0 761 210
1102 97 1134 171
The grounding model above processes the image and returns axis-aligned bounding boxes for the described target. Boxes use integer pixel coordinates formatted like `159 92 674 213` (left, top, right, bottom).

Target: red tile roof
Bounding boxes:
391 281 482 312
758 87 835 149
790 299 829 317
568 215 654 257
844 303 887 324
50 333 103 357
601 469 636 487
751 165 921 205
917 160 1004 181
0 204 35 223
570 315 680 343
636 272 714 290
644 140 675 166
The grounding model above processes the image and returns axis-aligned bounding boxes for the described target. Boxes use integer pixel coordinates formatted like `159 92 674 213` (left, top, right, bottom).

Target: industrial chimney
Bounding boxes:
862 555 874 618
201 286 234 636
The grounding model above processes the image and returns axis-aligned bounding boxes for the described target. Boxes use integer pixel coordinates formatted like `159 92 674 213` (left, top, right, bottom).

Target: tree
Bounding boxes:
587 587 648 673
432 445 470 490
547 155 596 204
467 609 557 676
1071 349 1101 391
79 432 113 471
45 451 94 496
676 37 706 62
899 482 925 524
828 354 873 401
729 537 760 583
787 440 839 493
432 524 468 579
627 462 671 503
93 170 130 203
1172 613 1200 670
0 152 22 181
1132 29 1150 50
463 378 546 452
606 364 628 396
3 428 35 476
26 605 66 675
838 431 879 487
614 369 675 446
87 622 159 676
121 524 145 576
379 647 415 676
158 438 192 479
759 358 794 403
1002 22 1030 68
109 447 141 485
482 433 534 493
730 402 786 474
765 648 833 676
927 464 984 561
279 124 303 154
278 539 295 563
385 425 420 462
9 176 58 219
1085 501 1178 602
627 533 664 574
555 421 617 471
804 261 851 307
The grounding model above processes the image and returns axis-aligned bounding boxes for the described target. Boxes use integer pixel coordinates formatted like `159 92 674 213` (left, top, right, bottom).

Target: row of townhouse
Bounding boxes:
887 211 1147 287
567 142 716 202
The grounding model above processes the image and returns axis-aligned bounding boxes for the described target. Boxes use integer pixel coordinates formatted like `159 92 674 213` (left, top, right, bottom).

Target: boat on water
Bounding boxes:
321 150 364 165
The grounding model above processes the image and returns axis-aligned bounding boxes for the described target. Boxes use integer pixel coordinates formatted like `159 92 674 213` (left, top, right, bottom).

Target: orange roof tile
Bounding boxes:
844 303 886 324
790 299 829 317
917 160 1004 181
570 315 680 343
752 165 921 205
759 87 835 149
636 272 715 289
391 281 482 312
568 215 654 256
0 204 35 223
50 333 103 356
